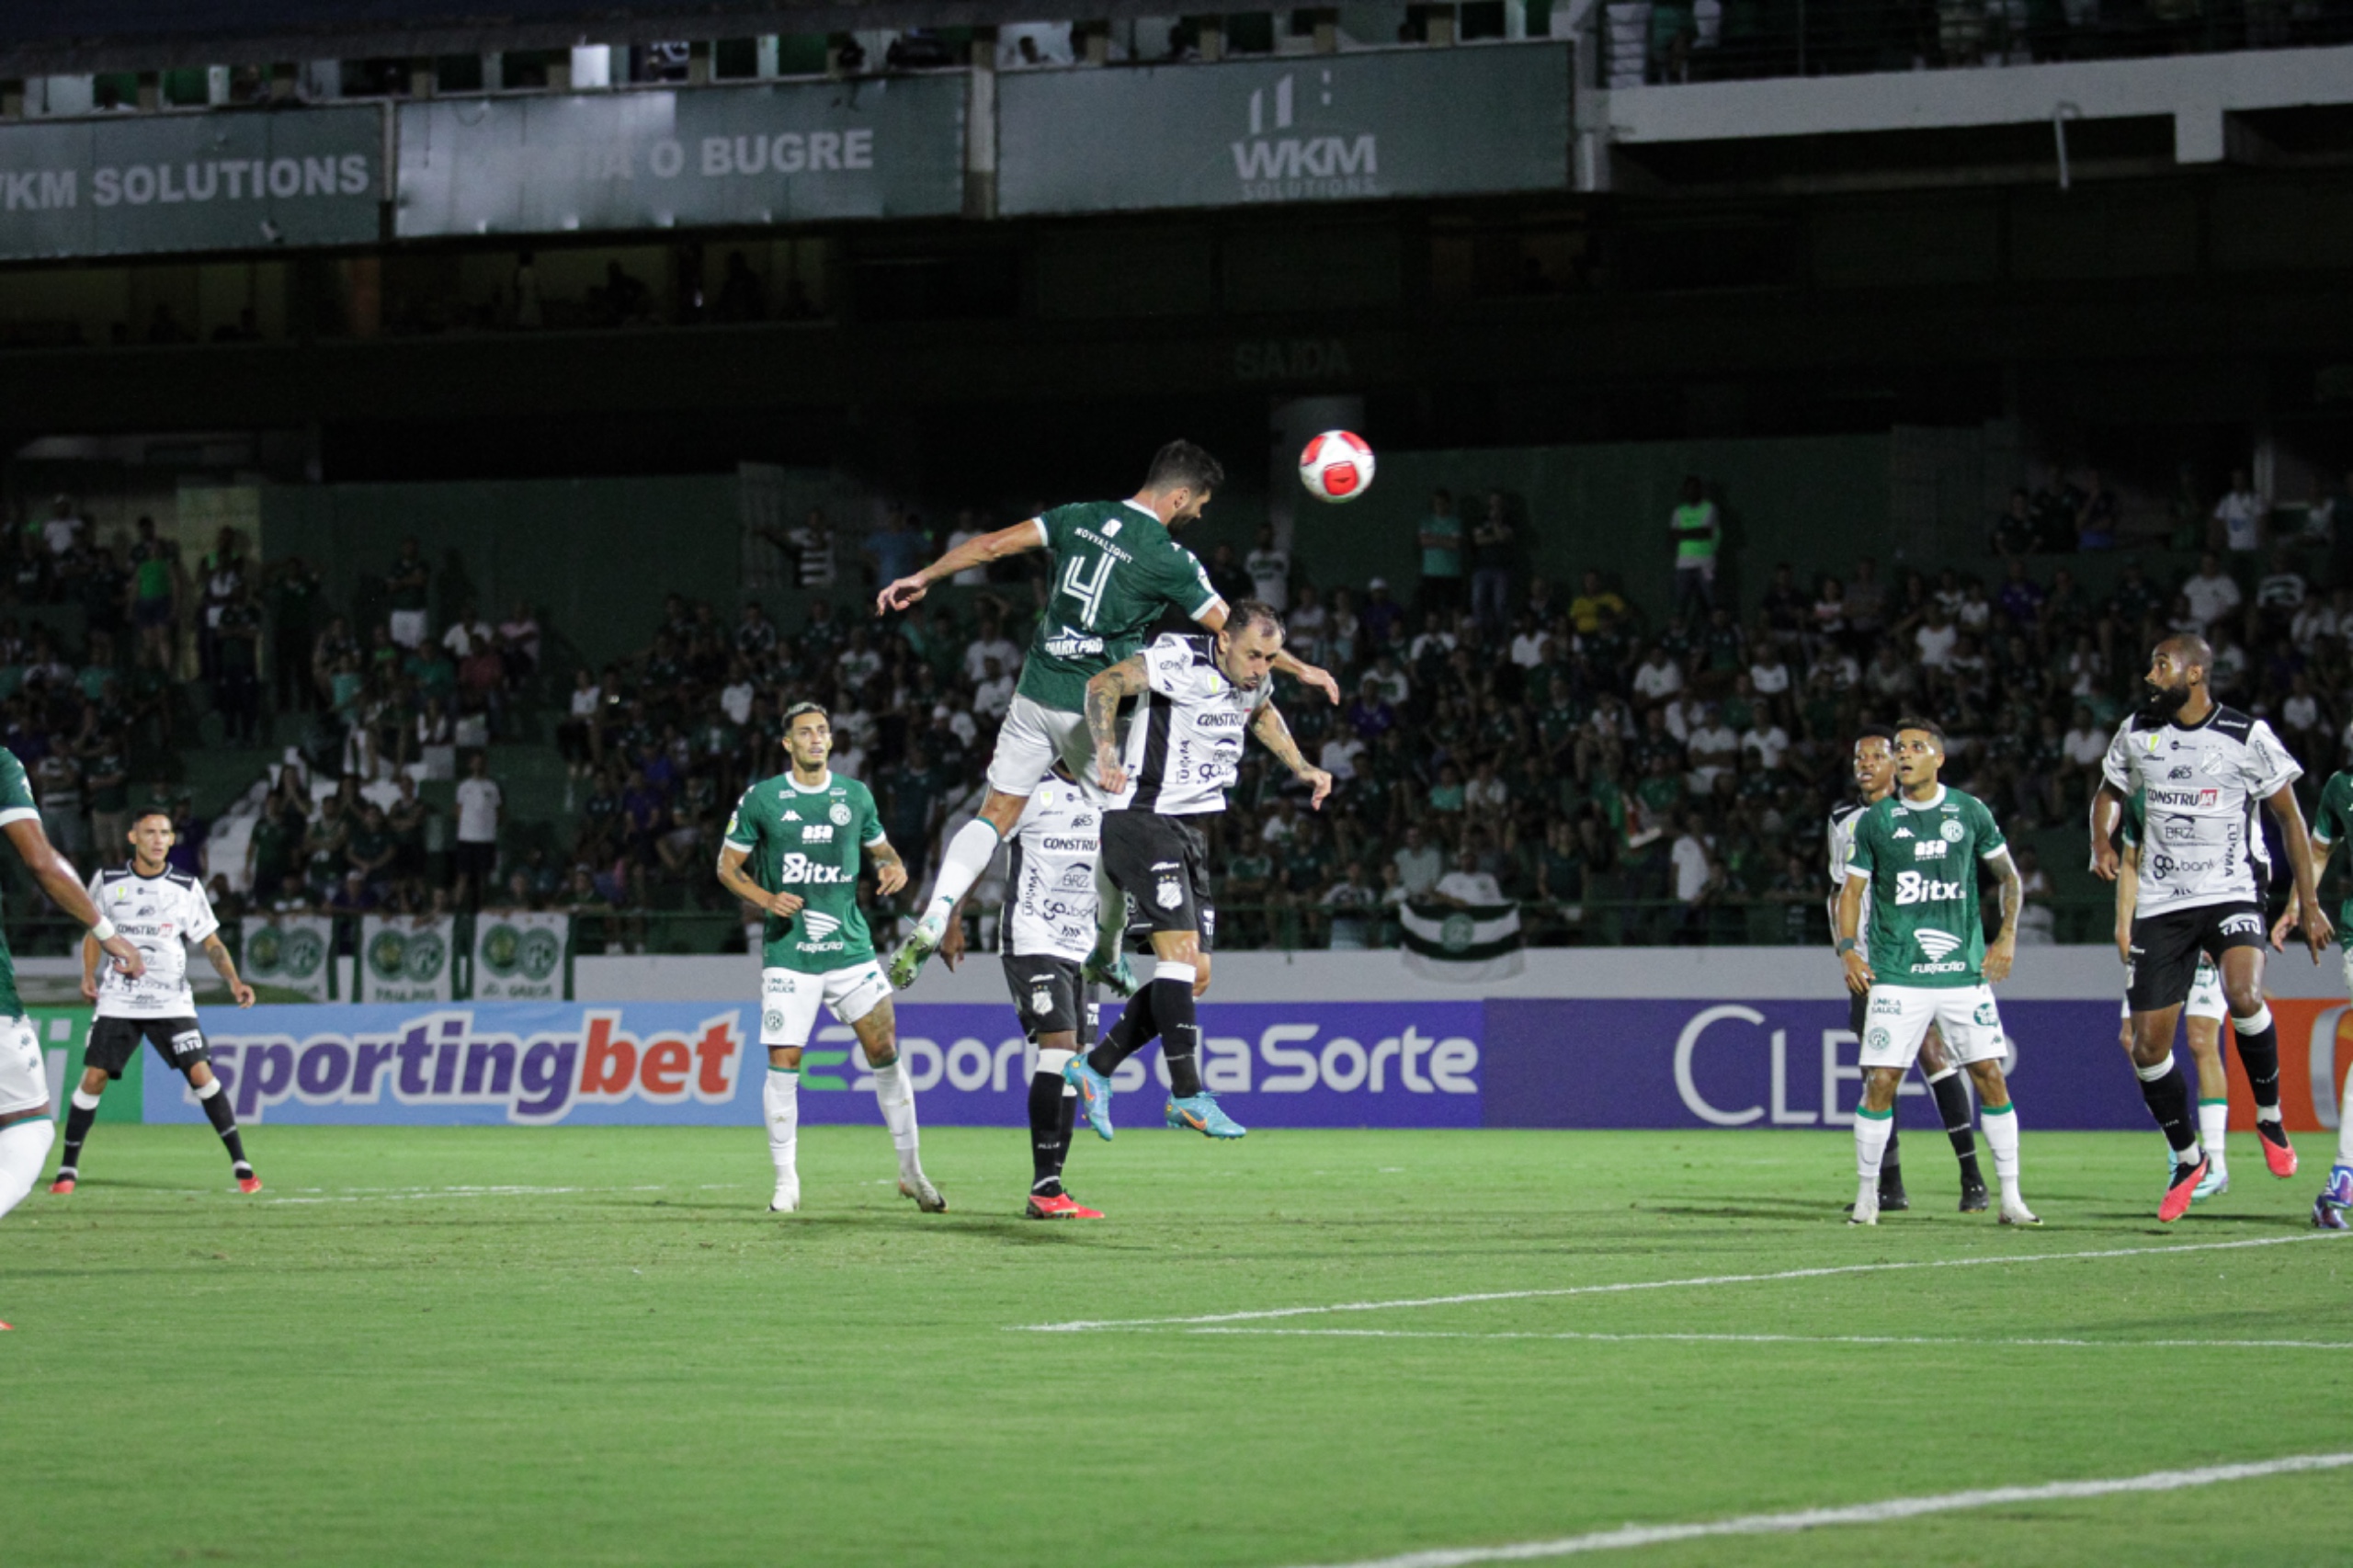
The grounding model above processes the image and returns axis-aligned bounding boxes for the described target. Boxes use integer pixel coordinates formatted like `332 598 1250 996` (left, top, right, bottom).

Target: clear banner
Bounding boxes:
238 915 336 1003
997 43 1569 215
395 77 965 237
473 912 569 1001
0 106 381 261
359 915 458 1004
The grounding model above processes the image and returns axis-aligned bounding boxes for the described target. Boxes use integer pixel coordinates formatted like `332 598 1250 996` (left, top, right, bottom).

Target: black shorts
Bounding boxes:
85 1015 208 1081
2127 901 2266 1014
1003 953 1086 1040
1102 810 1213 941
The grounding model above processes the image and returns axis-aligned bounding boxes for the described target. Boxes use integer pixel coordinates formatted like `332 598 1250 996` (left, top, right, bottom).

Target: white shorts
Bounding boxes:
2119 956 2225 1024
0 1015 46 1116
761 962 890 1050
1860 983 2006 1071
985 695 1096 798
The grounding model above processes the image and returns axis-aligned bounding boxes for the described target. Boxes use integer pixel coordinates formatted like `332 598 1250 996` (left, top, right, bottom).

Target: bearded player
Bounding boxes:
718 701 943 1216
874 441 1336 996
1836 719 2037 1228
2091 634 2327 1222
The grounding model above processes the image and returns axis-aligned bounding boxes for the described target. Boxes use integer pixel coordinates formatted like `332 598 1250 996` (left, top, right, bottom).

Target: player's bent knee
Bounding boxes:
1034 1048 1074 1077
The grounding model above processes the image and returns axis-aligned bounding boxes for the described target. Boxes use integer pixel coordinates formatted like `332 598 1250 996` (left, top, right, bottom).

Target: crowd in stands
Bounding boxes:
6 455 2351 959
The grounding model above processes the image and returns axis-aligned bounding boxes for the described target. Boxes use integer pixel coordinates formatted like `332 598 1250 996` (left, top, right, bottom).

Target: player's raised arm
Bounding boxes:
874 519 1048 616
2262 781 2334 960
1083 653 1150 796
4 818 141 977
1249 701 1332 810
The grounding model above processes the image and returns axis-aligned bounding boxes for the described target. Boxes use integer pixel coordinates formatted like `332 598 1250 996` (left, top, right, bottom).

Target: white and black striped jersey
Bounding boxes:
2101 704 2295 917
1825 795 1875 946
1118 631 1274 817
999 775 1100 964
88 865 220 1018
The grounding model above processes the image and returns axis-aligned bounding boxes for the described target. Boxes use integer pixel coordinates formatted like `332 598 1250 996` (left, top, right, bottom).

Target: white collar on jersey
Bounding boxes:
1895 784 1949 812
786 771 835 793
1121 499 1157 520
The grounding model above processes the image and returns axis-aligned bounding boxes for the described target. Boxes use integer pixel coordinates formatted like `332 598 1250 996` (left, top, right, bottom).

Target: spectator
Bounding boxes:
2075 470 2119 551
1432 848 1503 908
2212 467 2265 555
1470 491 1515 636
211 581 263 744
1668 813 1720 939
1668 475 1720 619
1245 524 1291 613
34 746 86 858
385 537 432 649
42 494 85 561
734 602 779 661
1415 490 1464 616
1322 861 1379 949
2181 552 2243 632
1992 488 2036 556
1631 642 1685 710
127 515 178 666
1570 569 1628 636
1392 825 1445 899
863 510 928 590
453 751 504 910
198 527 246 681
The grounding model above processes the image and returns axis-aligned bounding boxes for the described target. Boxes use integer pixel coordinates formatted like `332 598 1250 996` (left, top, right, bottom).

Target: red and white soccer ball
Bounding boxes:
1297 430 1375 504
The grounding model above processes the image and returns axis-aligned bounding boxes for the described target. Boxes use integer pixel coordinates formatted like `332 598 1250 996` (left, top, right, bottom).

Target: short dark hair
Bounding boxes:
1893 716 1947 746
783 700 829 728
1142 439 1224 495
1852 724 1897 747
1227 599 1286 640
130 807 173 829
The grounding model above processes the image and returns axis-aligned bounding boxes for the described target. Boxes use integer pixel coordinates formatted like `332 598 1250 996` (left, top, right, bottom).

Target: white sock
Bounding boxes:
920 820 1003 930
0 1118 55 1221
1981 1101 2021 1194
2337 1061 2353 1169
763 1069 800 1186
1854 1110 1894 1184
2198 1099 2230 1175
870 1060 922 1177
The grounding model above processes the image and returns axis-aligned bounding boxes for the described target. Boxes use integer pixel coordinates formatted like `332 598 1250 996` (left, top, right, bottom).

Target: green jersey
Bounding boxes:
1016 500 1221 713
2312 769 2353 933
723 770 889 974
0 747 37 1016
1845 783 2006 989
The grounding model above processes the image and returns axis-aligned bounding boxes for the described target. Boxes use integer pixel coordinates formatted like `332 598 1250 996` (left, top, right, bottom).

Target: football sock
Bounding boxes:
59 1088 100 1176
870 1060 924 1179
0 1118 55 1220
1880 1125 1903 1185
2199 1099 2231 1174
1925 1067 1984 1183
2231 1006 2283 1120
2338 1061 2353 1167
1853 1106 1894 1185
192 1076 249 1167
763 1068 800 1183
919 820 1004 932
1152 964 1203 1099
2134 1054 2202 1159
1980 1100 2021 1194
1056 1088 1076 1181
1087 987 1159 1076
1029 1049 1073 1194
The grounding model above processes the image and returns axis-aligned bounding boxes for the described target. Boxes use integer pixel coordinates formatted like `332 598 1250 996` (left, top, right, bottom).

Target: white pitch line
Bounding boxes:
1015 1232 2343 1332
1171 1327 2353 1350
1280 1451 2353 1568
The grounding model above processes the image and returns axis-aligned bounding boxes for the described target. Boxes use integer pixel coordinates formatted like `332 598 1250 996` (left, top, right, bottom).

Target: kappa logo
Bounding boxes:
1915 927 1964 961
782 809 801 822
1893 827 1914 839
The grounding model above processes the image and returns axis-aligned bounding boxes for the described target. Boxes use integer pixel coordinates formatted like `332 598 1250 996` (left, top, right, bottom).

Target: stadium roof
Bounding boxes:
1 0 1165 75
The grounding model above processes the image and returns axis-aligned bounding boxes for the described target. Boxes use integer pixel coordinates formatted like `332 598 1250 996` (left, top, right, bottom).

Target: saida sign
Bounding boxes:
997 42 1569 216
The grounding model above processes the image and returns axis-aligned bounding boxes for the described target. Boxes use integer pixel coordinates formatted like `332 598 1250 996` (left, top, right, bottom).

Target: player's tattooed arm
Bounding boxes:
866 836 910 897
715 841 804 918
1983 848 2022 984
1251 703 1333 810
201 932 257 1008
2264 783 2335 960
1085 655 1150 794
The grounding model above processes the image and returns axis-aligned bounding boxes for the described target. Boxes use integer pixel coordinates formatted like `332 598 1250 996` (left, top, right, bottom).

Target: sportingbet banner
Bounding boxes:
395 76 964 238
144 1001 1483 1128
996 42 1570 216
238 915 336 1002
358 915 458 1004
473 912 569 1001
0 106 381 261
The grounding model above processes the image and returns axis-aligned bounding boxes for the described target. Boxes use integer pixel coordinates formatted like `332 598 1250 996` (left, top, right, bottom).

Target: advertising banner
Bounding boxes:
0 106 381 262
238 915 335 1002
473 912 569 1001
997 43 1570 216
395 77 965 238
358 915 457 1004
146 1000 1483 1128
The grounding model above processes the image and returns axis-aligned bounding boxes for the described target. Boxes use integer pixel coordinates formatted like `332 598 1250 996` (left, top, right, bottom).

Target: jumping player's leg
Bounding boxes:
845 989 946 1212
757 967 829 1211
2213 937 2296 1177
2124 909 2216 1218
1915 1024 1987 1208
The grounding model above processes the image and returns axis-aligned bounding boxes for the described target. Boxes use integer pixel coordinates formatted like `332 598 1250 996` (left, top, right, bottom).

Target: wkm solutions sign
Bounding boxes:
997 42 1569 216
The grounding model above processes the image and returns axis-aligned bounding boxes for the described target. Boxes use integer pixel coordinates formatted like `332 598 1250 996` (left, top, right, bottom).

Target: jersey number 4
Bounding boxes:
1059 551 1115 630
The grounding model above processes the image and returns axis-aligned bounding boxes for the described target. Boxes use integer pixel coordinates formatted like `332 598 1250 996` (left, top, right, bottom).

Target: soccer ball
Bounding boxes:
1298 431 1374 504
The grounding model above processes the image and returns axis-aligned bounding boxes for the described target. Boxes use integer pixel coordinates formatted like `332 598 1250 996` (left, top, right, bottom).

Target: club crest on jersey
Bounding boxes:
1939 820 1964 843
829 803 852 826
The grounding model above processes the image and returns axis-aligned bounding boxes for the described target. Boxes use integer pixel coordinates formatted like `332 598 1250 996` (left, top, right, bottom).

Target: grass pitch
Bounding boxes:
7 1124 2352 1567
